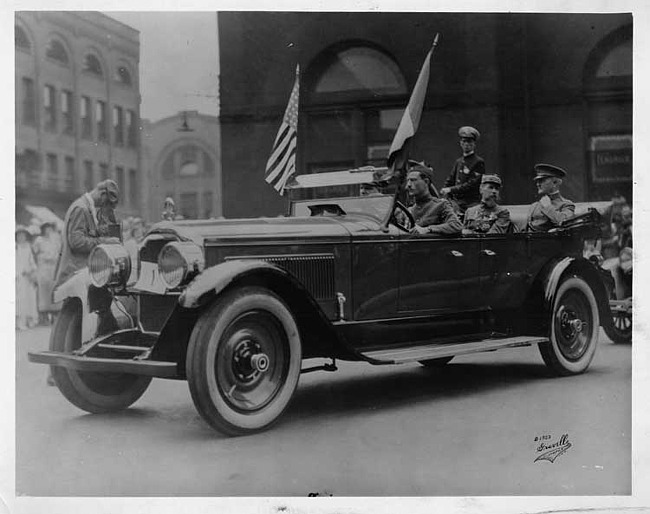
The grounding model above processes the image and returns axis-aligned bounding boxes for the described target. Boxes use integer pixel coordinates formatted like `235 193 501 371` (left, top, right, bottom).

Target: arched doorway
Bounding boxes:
303 43 408 175
583 25 632 201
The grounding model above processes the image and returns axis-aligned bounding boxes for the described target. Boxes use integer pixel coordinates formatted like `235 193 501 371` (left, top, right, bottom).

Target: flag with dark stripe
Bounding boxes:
386 35 438 174
265 66 300 194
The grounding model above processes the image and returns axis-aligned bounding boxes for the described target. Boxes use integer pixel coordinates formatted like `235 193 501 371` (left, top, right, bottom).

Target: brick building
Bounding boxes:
218 12 632 219
15 11 143 222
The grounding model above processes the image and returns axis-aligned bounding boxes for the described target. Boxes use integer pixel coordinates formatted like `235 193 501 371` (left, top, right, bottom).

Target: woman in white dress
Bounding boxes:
15 226 38 330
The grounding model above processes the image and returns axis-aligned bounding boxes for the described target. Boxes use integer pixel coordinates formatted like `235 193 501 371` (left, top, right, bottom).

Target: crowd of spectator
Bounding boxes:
15 220 63 330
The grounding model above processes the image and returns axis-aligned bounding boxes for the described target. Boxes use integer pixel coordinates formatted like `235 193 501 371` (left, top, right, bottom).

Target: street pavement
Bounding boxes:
15 325 630 497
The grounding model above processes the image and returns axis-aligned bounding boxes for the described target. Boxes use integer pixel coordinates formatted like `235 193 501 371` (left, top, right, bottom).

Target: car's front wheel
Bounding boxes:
49 300 152 413
538 276 599 376
186 287 302 436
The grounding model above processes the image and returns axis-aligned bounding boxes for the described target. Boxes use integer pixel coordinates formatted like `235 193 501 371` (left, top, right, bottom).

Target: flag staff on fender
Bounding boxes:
380 34 439 231
265 65 300 195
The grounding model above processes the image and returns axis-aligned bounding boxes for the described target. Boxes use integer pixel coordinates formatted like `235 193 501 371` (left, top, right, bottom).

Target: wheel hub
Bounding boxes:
232 339 270 382
559 307 585 341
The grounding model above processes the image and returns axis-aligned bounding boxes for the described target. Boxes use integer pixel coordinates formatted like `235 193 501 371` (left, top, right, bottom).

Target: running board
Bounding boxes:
28 350 179 378
359 336 548 364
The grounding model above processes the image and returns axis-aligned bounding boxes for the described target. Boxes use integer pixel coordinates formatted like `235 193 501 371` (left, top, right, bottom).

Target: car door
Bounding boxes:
478 232 532 309
397 233 481 313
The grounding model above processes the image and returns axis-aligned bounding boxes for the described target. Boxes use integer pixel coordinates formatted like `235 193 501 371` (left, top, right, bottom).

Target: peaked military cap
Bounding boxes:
533 163 567 181
481 174 502 187
458 126 480 140
407 159 434 182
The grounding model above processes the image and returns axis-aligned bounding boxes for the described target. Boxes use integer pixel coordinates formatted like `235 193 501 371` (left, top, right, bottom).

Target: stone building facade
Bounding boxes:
15 11 142 221
218 12 632 219
141 111 222 222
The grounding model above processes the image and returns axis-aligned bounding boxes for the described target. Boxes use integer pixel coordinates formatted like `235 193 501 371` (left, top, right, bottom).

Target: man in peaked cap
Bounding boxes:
463 174 512 234
405 160 462 235
526 163 575 232
440 126 486 214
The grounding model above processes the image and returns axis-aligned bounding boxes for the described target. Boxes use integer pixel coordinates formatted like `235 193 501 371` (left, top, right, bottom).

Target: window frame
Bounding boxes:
43 84 57 132
45 38 69 66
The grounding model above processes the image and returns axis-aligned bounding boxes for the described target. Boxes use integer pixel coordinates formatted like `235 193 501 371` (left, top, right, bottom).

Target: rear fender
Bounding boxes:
539 257 610 324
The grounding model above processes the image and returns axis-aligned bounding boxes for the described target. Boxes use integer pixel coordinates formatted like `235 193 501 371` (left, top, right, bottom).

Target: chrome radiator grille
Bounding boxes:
227 254 335 300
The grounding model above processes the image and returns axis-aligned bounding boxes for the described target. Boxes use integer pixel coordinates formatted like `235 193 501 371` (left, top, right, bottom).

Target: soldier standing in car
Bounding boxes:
526 163 575 232
440 126 486 214
463 174 512 234
406 162 462 235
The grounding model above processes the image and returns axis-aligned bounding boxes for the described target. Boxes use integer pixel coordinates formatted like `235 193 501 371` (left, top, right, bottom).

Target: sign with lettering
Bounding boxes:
589 135 632 183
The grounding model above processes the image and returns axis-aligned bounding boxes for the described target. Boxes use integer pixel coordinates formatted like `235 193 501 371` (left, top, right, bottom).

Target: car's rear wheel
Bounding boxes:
49 300 152 413
419 356 454 367
186 287 302 436
539 276 599 376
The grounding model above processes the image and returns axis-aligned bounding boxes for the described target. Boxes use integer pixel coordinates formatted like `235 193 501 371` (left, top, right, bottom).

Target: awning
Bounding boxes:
24 205 64 231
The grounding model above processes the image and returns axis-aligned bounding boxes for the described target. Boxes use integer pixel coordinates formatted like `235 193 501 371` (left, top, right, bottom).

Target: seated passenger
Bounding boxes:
526 163 575 232
405 162 462 236
463 174 511 235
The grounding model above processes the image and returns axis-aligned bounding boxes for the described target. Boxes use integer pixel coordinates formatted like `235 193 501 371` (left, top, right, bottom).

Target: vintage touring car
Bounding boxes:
29 167 614 436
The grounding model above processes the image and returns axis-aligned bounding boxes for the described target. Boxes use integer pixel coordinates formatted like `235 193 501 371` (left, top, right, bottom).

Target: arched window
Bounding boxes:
594 38 631 79
46 39 69 65
314 46 407 96
115 65 132 86
83 54 103 76
304 44 408 172
15 25 30 51
583 25 632 201
161 144 212 178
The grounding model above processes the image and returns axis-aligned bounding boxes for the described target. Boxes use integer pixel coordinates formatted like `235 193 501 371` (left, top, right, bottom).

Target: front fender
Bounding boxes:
52 269 98 343
52 268 134 344
179 260 299 309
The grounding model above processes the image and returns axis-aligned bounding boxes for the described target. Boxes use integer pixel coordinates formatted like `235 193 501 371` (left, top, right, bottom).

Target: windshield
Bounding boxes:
291 194 394 221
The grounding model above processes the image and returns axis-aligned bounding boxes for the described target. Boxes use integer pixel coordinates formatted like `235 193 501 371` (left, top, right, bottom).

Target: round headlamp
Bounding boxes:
89 244 131 288
157 241 204 289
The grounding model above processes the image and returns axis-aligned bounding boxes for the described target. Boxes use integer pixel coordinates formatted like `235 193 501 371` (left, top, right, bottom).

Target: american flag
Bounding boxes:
265 66 300 194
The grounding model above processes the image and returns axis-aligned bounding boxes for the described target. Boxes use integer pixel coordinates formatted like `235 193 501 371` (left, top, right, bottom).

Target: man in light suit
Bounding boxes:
54 180 121 289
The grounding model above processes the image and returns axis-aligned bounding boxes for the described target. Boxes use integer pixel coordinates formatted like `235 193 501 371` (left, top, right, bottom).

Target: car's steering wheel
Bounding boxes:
390 200 415 233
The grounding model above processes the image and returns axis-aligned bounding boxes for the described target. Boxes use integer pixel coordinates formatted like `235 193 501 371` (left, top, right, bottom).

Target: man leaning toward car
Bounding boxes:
406 161 462 235
463 174 512 235
526 163 575 232
54 179 121 289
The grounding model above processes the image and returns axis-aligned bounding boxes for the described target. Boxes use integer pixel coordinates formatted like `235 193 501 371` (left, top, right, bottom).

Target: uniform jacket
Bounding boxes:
54 194 114 288
526 192 575 232
444 152 486 210
409 196 462 235
464 202 512 234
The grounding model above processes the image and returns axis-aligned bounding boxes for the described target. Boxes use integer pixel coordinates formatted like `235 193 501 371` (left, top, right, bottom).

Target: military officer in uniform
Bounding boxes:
526 163 575 232
405 161 462 236
440 126 486 214
463 174 512 234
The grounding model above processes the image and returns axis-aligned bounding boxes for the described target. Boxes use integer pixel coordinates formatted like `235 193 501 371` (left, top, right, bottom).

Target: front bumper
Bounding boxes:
28 350 179 378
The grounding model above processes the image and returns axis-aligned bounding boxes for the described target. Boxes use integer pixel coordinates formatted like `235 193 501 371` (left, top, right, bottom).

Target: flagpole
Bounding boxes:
380 34 440 232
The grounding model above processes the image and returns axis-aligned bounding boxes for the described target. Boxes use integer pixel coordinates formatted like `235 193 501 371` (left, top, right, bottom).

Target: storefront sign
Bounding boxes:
589 135 632 183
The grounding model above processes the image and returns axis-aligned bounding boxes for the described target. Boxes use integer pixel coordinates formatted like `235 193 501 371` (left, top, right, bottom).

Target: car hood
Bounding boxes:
147 214 384 246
